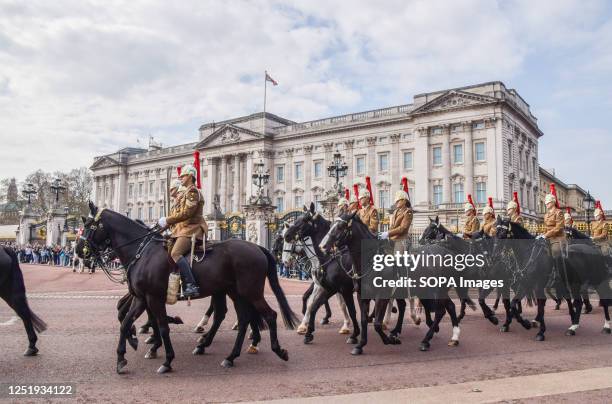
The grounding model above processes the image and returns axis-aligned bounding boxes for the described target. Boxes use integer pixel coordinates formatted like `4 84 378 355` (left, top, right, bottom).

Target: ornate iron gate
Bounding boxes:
266 209 303 251
220 214 245 240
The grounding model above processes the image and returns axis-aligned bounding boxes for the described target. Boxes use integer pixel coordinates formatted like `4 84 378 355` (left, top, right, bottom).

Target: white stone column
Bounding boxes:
344 140 354 190
220 156 227 213
464 122 474 197
246 152 254 201
304 145 313 203
366 137 377 178
206 158 218 215
414 128 430 207
442 125 451 204
390 134 401 190
285 148 294 208
233 154 240 212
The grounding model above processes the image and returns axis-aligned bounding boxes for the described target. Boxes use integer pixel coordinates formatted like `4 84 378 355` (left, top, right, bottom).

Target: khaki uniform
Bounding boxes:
167 185 208 262
592 220 610 255
389 207 413 241
544 207 565 258
510 213 523 226
358 205 379 233
463 216 480 238
481 216 497 237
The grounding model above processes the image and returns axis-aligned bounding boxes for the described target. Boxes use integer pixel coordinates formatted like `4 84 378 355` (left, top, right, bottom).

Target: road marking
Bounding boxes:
0 316 19 326
252 366 612 404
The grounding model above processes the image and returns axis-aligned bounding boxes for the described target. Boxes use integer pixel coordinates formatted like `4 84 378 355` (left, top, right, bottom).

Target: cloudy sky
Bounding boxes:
1 0 611 203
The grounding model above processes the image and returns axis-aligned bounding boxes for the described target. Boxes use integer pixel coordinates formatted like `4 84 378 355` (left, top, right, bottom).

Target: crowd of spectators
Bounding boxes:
0 241 89 272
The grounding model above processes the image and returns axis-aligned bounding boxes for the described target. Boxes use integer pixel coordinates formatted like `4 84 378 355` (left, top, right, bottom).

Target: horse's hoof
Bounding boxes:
276 348 289 361
487 316 499 326
128 337 138 351
145 336 155 345
296 325 307 335
602 327 611 334
584 306 593 314
192 346 204 355
194 326 205 334
303 334 314 345
346 337 358 344
338 327 351 335
500 325 509 333
522 320 532 330
320 318 330 325
138 326 149 334
389 335 401 345
144 350 157 359
535 334 545 341
565 329 576 336
419 342 430 351
173 316 184 324
448 340 459 347
23 347 38 357
117 359 128 374
220 359 233 368
531 320 540 328
351 347 363 355
157 365 172 374
246 344 258 354
413 317 422 326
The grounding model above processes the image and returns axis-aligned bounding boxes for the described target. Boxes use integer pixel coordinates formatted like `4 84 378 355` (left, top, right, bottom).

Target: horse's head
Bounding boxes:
76 201 111 267
284 203 318 243
420 216 442 244
495 215 512 240
319 211 358 253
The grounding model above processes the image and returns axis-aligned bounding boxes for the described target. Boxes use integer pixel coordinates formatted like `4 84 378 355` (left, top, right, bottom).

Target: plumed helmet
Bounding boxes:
360 189 371 199
564 212 572 221
506 200 518 211
394 190 409 203
544 193 557 205
349 194 358 204
483 206 494 215
180 164 197 179
464 202 475 213
337 198 349 208
594 208 603 219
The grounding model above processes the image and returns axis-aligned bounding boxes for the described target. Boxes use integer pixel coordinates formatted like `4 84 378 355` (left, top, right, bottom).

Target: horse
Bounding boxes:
77 202 297 374
320 212 462 353
280 214 352 336
0 246 47 356
283 204 362 345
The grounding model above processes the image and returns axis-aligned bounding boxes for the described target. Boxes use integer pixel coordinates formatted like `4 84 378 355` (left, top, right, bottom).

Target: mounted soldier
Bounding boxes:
158 164 207 298
506 191 523 225
358 176 379 234
463 194 479 239
480 197 496 238
592 201 610 257
537 184 566 288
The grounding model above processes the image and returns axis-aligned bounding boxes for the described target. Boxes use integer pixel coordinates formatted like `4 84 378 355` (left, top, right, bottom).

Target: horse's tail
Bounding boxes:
4 247 47 333
258 246 299 329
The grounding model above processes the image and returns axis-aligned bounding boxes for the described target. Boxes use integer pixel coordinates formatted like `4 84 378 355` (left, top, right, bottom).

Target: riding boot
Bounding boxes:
176 257 200 298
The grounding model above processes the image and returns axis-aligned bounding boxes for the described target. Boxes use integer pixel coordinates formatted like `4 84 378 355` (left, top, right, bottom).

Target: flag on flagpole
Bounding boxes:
265 71 278 86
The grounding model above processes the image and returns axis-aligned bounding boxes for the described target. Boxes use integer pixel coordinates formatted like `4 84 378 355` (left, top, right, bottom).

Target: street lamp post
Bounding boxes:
50 178 66 207
583 191 595 236
327 149 348 196
22 183 37 205
249 160 271 206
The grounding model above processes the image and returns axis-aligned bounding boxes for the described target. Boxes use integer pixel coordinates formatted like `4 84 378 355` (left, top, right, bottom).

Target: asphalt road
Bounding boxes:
1 264 611 403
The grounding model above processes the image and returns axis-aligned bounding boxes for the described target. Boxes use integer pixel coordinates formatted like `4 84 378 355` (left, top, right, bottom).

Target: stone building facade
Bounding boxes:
91 81 546 230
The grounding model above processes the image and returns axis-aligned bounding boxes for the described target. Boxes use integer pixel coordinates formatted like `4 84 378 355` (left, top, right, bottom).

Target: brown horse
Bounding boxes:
77 202 297 374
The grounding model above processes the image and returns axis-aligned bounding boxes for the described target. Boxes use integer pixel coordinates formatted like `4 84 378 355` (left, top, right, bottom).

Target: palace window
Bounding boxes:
128 184 133 198
432 127 443 135
476 182 486 204
295 163 303 181
453 183 465 203
472 121 485 130
433 185 443 206
149 181 154 196
508 140 513 166
379 190 390 209
294 195 303 208
148 206 154 220
275 197 284 212
475 142 486 161
314 194 322 211
137 207 142 220
314 161 322 178
403 151 413 170
433 147 442 166
356 156 365 175
378 153 389 172
160 180 166 194
451 124 461 132
453 144 464 164
138 183 143 197
276 166 284 183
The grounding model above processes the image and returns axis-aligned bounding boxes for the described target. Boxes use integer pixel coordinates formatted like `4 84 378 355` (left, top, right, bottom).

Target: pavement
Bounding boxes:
1 264 611 403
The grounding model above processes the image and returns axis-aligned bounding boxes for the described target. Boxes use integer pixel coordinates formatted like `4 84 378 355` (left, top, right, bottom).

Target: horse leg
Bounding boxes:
246 304 262 354
420 300 446 351
251 297 288 362
223 299 250 367
342 290 359 344
410 297 422 325
566 294 583 336
145 295 174 374
4 295 39 356
336 293 351 334
116 297 146 373
304 289 333 344
445 298 460 347
421 299 439 333
352 296 369 355
297 283 319 335
373 299 396 345
302 282 314 315
500 298 513 332
532 298 547 341
478 287 498 325
321 300 332 325
139 318 152 335
193 294 227 355
602 300 611 334
493 288 501 311
382 299 393 330
390 299 406 338
195 299 215 333
510 297 532 330
582 286 593 314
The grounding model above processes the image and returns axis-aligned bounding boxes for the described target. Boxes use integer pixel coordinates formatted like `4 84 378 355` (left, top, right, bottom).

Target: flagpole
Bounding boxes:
262 70 267 136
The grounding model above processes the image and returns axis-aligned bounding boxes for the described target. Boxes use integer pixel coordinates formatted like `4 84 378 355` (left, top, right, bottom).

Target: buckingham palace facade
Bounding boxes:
90 81 544 229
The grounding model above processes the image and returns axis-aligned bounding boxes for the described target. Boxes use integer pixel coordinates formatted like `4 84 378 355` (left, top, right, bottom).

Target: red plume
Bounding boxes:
193 151 201 189
353 184 361 208
550 184 560 208
513 191 520 215
566 207 571 215
176 166 182 177
488 197 493 209
596 200 606 220
467 194 475 210
365 176 374 205
401 177 409 193
344 188 349 200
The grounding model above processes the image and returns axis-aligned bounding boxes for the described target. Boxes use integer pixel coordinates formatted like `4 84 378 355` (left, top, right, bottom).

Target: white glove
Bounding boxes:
379 231 389 240
536 235 546 240
158 217 167 228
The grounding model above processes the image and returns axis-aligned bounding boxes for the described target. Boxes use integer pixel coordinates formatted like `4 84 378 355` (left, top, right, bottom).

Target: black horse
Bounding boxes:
77 202 297 374
283 204 362 345
0 246 47 356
